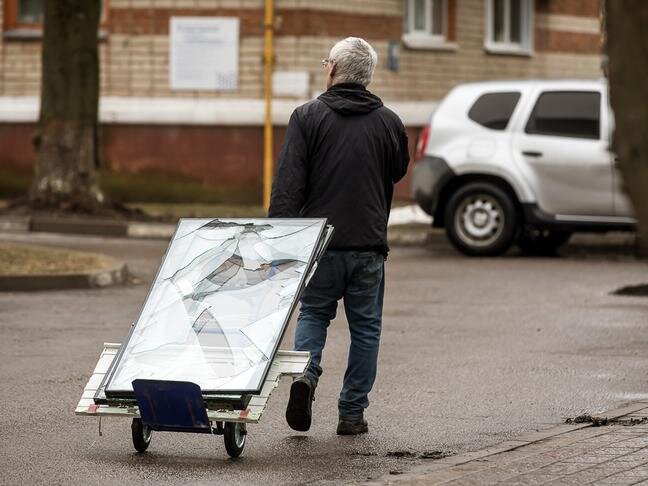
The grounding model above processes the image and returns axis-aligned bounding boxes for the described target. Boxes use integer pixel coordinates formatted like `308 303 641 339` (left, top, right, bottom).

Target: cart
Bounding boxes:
75 342 310 457
75 218 331 458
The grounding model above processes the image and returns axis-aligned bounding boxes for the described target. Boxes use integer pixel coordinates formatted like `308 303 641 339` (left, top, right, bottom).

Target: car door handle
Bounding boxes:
522 150 543 158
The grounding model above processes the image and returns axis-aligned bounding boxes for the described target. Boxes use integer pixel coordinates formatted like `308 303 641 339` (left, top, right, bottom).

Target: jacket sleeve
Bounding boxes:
392 122 410 184
268 110 309 218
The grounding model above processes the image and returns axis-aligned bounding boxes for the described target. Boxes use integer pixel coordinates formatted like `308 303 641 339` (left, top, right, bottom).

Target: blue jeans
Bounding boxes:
294 250 385 419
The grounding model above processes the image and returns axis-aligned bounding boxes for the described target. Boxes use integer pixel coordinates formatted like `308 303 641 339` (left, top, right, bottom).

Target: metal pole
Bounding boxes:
263 0 274 211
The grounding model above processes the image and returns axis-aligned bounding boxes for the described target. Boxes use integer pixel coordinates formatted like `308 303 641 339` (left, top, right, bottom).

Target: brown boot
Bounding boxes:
336 415 368 435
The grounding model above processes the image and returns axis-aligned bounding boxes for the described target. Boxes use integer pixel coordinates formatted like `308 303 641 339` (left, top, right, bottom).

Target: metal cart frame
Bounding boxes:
76 342 310 457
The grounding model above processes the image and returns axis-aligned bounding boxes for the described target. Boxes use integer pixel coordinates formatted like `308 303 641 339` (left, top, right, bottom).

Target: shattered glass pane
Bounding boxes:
105 218 328 395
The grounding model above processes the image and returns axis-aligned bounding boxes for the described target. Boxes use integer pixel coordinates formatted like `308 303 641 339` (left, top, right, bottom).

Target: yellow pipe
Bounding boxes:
263 0 274 211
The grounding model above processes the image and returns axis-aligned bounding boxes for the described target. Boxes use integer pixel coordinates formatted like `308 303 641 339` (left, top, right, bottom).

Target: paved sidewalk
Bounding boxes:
373 403 648 485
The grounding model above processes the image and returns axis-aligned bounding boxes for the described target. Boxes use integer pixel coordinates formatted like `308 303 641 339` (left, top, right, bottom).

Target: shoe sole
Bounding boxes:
336 426 368 436
286 380 312 432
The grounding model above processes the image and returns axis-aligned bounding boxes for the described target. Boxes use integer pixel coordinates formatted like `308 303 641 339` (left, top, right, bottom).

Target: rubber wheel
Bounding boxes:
517 229 572 256
224 422 246 458
131 418 152 453
444 182 518 256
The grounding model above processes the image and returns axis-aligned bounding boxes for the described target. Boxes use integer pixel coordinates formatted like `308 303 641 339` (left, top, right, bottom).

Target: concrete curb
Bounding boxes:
0 215 176 239
0 262 129 291
0 215 439 246
366 400 648 485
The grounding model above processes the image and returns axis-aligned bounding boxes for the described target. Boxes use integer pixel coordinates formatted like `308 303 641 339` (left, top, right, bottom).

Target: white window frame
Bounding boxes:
484 0 534 56
403 0 456 50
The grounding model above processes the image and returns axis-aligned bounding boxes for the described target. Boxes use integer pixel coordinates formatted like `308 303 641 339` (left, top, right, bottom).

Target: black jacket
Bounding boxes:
268 83 409 255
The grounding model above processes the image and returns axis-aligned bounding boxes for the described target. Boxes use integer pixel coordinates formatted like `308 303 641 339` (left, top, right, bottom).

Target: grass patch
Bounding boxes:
0 168 32 199
101 171 260 205
0 244 112 275
0 167 261 205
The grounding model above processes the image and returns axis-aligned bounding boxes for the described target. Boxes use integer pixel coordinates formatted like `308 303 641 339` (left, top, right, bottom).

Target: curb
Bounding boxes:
366 401 648 485
0 215 176 239
0 215 439 246
0 262 129 291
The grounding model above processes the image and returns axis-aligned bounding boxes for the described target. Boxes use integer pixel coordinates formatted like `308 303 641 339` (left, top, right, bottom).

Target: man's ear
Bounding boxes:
330 63 337 79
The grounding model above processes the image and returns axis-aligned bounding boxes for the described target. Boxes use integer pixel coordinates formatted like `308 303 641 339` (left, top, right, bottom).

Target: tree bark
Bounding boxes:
605 0 648 256
30 0 103 210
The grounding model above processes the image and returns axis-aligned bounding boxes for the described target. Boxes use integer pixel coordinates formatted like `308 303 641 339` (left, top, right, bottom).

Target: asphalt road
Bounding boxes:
0 231 647 485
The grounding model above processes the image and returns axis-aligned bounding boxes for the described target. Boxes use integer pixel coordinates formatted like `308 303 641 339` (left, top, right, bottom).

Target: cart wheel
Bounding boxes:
223 422 246 458
131 418 152 453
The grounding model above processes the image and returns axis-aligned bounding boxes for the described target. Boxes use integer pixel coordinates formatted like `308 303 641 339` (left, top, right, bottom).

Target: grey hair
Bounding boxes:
328 37 378 87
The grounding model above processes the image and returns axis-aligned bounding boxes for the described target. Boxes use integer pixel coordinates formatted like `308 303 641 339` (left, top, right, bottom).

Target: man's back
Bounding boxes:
268 83 409 255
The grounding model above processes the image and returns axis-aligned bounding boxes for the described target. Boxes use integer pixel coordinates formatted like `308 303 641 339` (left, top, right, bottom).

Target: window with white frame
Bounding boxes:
485 0 533 54
404 0 449 47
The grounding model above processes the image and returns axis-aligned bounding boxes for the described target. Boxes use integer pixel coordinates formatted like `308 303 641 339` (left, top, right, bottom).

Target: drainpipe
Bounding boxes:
263 0 274 211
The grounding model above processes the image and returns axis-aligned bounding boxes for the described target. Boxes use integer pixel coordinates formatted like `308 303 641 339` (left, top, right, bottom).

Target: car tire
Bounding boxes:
444 182 518 256
517 229 572 256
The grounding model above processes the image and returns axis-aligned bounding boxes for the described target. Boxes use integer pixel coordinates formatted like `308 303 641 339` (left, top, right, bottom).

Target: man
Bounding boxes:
268 37 409 435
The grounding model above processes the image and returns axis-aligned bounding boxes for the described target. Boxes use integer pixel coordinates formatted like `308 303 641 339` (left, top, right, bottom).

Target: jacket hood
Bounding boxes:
318 83 383 116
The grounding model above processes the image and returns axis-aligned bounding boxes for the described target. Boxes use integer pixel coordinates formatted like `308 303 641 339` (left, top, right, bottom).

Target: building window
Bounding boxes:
16 0 42 24
525 91 601 140
485 0 533 55
403 0 456 50
3 0 109 35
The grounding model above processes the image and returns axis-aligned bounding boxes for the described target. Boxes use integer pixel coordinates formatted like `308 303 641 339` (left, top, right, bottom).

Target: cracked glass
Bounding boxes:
104 218 328 396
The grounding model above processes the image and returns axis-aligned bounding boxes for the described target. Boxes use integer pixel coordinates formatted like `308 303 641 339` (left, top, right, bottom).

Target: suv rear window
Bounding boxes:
525 91 600 139
468 92 521 130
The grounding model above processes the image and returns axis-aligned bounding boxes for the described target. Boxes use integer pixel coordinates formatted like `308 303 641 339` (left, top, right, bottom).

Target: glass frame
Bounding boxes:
100 218 332 400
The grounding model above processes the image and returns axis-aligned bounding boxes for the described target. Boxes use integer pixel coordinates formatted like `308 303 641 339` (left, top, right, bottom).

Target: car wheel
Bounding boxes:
517 229 572 256
444 182 518 256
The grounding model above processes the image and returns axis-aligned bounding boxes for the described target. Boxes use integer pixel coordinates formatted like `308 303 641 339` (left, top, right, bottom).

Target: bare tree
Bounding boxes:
605 0 648 255
30 0 103 211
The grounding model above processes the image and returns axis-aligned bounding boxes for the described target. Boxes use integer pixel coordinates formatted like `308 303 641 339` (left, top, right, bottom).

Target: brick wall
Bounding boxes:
0 0 603 100
0 0 604 203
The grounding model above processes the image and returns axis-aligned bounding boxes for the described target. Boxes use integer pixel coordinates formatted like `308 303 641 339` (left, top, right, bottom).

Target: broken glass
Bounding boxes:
104 218 329 396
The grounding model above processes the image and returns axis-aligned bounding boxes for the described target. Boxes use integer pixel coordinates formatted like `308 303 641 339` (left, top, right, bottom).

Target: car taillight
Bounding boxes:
415 125 430 161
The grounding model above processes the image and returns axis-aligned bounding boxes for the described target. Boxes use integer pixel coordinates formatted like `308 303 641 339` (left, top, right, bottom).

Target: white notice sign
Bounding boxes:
170 17 239 91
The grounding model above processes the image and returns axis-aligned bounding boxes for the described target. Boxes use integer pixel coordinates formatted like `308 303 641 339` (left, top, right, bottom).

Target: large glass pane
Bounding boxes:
493 0 506 42
525 91 601 139
105 218 329 396
431 0 444 36
414 0 426 31
510 0 522 43
18 0 43 24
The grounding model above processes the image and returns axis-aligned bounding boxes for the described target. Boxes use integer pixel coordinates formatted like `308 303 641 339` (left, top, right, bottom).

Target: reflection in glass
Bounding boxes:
18 0 43 24
105 218 328 395
493 0 505 42
431 0 444 36
414 0 426 31
510 0 521 43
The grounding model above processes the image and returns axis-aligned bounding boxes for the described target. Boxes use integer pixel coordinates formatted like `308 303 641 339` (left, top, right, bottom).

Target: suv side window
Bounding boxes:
468 92 521 130
525 91 601 139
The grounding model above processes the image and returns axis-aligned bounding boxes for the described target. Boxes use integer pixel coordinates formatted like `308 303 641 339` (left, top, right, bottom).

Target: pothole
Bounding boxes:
565 414 648 426
386 450 455 460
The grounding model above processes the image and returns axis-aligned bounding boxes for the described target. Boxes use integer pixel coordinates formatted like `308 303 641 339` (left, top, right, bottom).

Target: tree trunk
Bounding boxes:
605 0 648 256
30 0 103 210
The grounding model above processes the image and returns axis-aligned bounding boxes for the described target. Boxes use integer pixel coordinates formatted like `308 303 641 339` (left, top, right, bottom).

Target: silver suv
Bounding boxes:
411 79 636 256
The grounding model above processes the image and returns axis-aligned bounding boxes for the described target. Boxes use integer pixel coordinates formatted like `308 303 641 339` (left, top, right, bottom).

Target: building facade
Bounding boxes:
0 0 604 203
